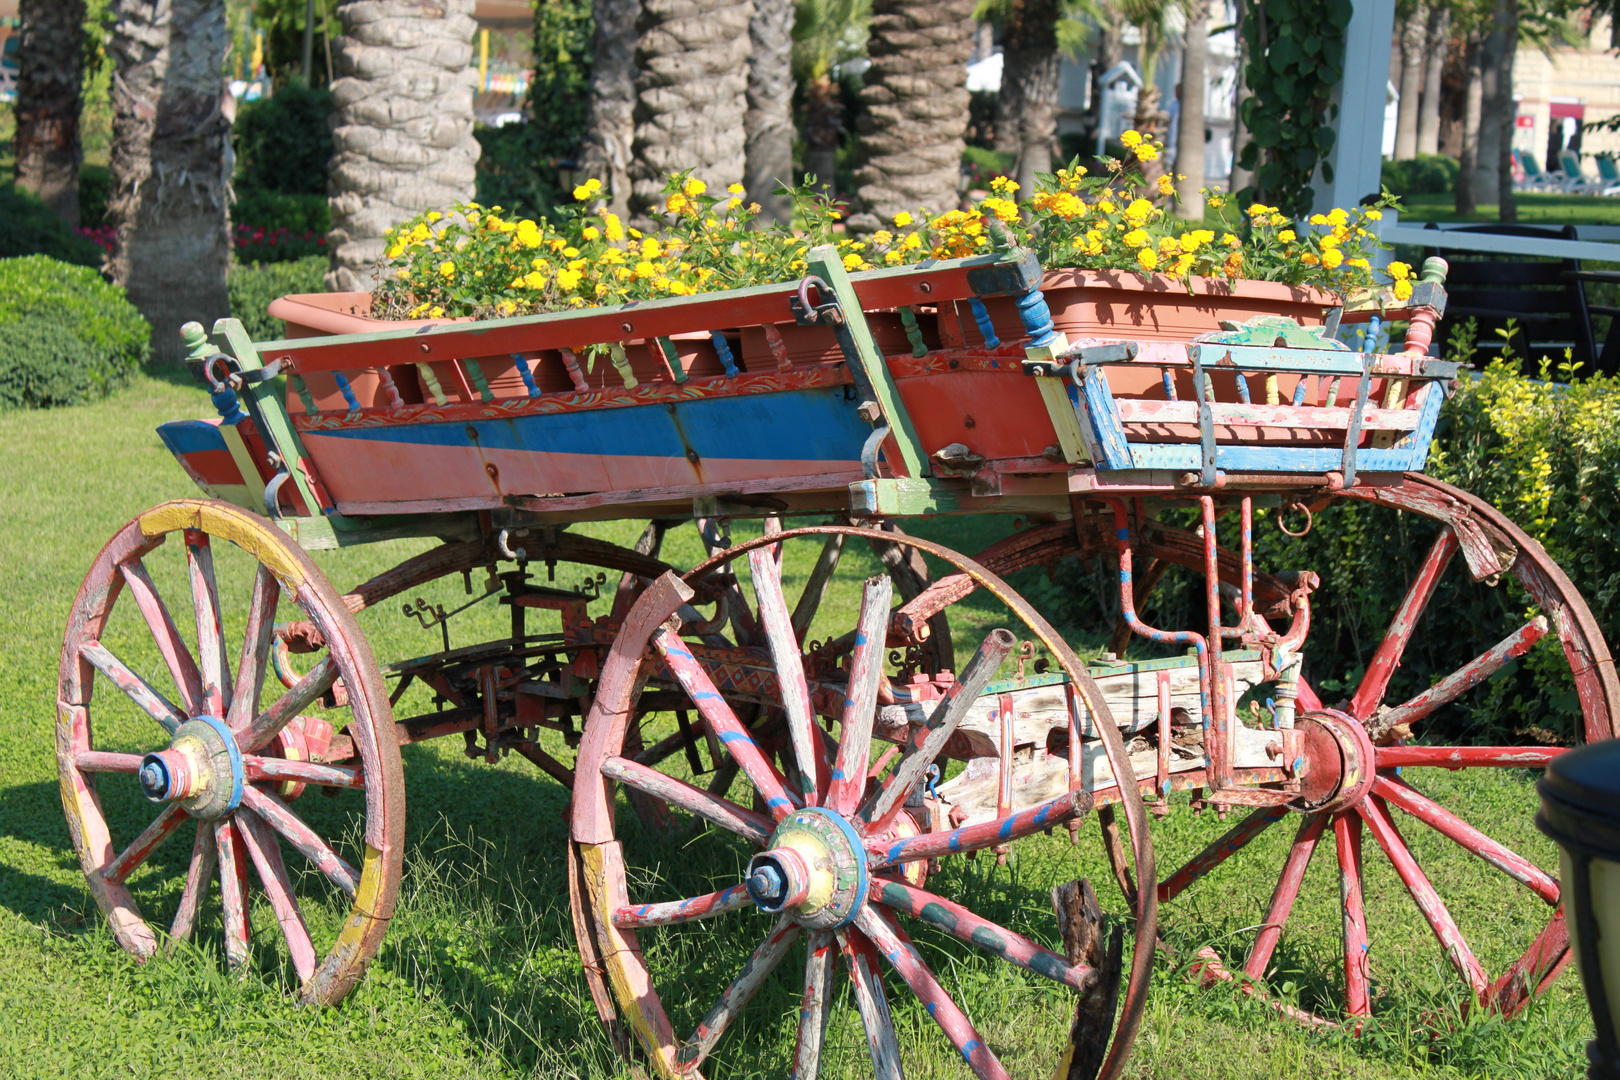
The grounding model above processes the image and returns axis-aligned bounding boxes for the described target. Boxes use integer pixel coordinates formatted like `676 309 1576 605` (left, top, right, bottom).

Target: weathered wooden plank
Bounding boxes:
1117 398 1420 432
829 575 894 815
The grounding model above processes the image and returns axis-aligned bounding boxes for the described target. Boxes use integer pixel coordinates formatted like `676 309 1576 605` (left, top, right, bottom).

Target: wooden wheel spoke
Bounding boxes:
73 750 143 773
1244 812 1328 980
242 656 337 752
653 627 799 819
675 915 801 1072
791 929 838 1080
239 785 359 897
867 789 1091 869
118 558 203 713
227 566 280 730
168 822 217 947
1376 744 1564 769
748 547 824 802
829 575 894 815
1359 795 1490 998
874 879 1095 990
214 819 251 967
1373 775 1559 904
242 756 363 790
790 533 846 642
103 803 189 885
861 627 1017 832
185 529 233 717
837 929 905 1080
602 756 773 844
1349 528 1458 720
857 906 1010 1080
236 808 318 982
1334 810 1371 1017
610 884 751 929
81 640 183 733
1486 907 1572 1017
1377 617 1549 734
1158 806 1287 904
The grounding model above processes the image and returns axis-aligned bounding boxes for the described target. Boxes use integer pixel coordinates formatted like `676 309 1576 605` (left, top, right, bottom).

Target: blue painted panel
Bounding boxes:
157 419 226 456
1190 344 1378 375
1124 442 1426 472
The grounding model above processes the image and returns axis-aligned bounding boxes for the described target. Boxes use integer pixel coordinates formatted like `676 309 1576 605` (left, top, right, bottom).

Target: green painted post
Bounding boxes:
213 318 323 519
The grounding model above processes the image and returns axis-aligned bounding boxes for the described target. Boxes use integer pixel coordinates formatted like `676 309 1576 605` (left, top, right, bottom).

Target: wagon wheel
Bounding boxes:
58 499 403 1004
1136 473 1620 1025
570 527 1156 1080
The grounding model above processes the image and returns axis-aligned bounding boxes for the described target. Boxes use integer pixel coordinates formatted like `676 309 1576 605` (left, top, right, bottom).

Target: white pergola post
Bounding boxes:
1313 0 1397 213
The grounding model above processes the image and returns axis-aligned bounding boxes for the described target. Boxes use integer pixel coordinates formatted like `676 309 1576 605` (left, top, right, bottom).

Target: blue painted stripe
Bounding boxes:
157 419 226 455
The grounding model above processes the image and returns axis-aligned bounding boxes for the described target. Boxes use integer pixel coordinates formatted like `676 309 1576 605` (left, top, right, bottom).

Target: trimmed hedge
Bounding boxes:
0 185 105 266
0 321 103 408
228 255 328 342
1381 153 1460 197
0 256 150 407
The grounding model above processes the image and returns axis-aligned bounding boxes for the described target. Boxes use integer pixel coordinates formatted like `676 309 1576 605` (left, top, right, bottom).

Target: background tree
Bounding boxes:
791 0 868 195
582 0 637 220
1393 1 1426 160
746 0 796 223
106 0 231 365
852 0 976 229
1416 2 1449 155
14 0 88 226
982 0 1094 199
326 0 480 292
252 0 340 86
629 0 753 220
1173 0 1208 218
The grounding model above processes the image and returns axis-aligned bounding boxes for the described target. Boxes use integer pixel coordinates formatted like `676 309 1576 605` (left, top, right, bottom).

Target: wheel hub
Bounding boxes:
138 716 243 820
1292 710 1376 813
745 806 869 929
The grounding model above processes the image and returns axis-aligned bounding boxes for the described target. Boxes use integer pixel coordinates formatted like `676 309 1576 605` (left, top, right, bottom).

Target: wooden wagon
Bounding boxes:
56 243 1614 1079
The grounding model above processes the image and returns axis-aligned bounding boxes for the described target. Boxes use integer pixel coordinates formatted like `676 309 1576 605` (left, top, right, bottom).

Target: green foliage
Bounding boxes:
78 164 112 227
961 145 1015 189
0 320 103 408
228 255 327 342
1381 154 1460 197
1237 0 1352 218
0 255 150 402
0 185 105 266
230 188 330 234
232 83 333 197
473 124 556 222
250 0 340 86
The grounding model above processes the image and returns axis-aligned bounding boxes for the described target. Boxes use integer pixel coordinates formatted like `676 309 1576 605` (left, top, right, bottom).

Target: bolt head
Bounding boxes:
747 864 786 906
138 758 168 801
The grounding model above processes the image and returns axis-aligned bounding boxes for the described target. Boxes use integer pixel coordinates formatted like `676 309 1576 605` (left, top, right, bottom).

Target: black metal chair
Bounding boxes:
1423 222 1601 373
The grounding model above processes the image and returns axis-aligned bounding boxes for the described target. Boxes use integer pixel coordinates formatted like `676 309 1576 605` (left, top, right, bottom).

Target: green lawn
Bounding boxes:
0 373 1592 1078
1397 190 1620 226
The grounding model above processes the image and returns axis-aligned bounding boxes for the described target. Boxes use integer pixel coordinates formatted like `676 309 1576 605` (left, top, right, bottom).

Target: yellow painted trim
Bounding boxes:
581 843 681 1079
139 502 305 589
1035 378 1091 464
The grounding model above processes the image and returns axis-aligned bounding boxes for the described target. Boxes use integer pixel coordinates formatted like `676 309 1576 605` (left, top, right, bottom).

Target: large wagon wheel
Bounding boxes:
570 527 1156 1080
1129 474 1619 1025
57 499 403 1004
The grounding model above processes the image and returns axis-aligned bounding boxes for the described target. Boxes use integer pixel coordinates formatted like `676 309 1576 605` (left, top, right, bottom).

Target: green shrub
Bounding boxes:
0 320 103 408
0 255 150 395
233 83 333 197
228 255 327 342
231 188 330 234
78 164 112 227
0 185 105 266
1381 153 1461 197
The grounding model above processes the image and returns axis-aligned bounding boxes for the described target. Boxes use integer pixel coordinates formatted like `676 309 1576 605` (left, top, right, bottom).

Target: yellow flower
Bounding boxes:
426 211 442 222
871 230 894 246
1348 257 1370 269
1156 174 1176 196
1309 213 1328 226
1322 248 1345 269
1223 232 1240 247
1301 252 1321 266
1366 209 1383 221
582 226 601 240
562 246 580 258
989 175 1019 194
1277 229 1296 243
1393 278 1414 301
1135 143 1159 162
634 260 657 279
1269 214 1288 227
1387 261 1411 280
573 178 602 201
1137 248 1159 271
981 197 1020 223
666 192 689 214
1124 198 1154 226
602 212 625 242
438 260 456 277
1123 228 1149 248
1247 203 1274 218
523 271 547 289
884 249 904 264
1327 207 1349 226
902 232 923 250
386 243 405 259
842 251 862 270
497 300 516 315
683 177 707 198
1173 253 1195 277
641 237 662 258
429 306 445 318
516 220 543 249
567 258 589 271
556 268 583 291
1224 251 1244 276
410 223 431 243
1120 129 1143 149
1158 236 1180 258
893 211 914 227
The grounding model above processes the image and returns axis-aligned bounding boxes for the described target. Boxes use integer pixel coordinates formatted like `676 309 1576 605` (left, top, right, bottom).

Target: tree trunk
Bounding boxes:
327 0 480 293
1416 5 1448 156
745 0 794 224
1087 14 1124 153
1229 0 1253 194
1473 15 1506 205
1494 0 1517 222
803 73 841 196
107 0 231 366
1130 24 1166 187
582 0 640 222
14 0 86 226
1455 33 1481 215
851 0 975 230
1394 5 1425 161
630 0 753 221
1001 0 1061 198
1174 0 1208 219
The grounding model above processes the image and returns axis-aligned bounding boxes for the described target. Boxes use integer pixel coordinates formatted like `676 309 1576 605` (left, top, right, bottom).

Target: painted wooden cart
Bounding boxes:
57 242 1617 1080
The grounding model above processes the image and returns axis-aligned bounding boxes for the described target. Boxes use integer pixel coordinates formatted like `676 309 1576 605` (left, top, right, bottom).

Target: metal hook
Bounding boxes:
497 527 527 561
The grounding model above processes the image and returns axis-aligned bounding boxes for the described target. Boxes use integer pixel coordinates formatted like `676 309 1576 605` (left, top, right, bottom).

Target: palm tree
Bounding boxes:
107 0 231 366
14 0 87 226
1394 2 1426 161
852 0 976 230
582 0 640 221
1172 0 1207 219
327 0 480 292
746 0 796 224
1416 4 1450 156
792 0 869 197
630 0 753 220
982 0 1095 198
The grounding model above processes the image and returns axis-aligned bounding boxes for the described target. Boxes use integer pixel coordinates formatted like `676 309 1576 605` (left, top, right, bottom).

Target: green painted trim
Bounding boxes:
979 650 1264 696
213 317 322 518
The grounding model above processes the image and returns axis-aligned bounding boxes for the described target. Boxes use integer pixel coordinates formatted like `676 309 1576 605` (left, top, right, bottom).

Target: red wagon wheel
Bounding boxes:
570 527 1156 1080
1147 474 1620 1024
57 499 404 1005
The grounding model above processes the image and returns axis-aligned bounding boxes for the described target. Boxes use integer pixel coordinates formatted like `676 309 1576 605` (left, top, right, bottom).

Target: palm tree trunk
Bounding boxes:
852 0 975 229
107 0 231 366
1416 5 1448 156
327 0 480 293
745 0 795 224
583 0 640 221
631 0 753 221
1174 0 1208 219
1455 32 1482 215
1001 0 1060 198
1494 0 1517 223
1229 0 1253 194
1394 5 1425 161
802 73 842 195
1473 14 1506 205
1130 23 1166 187
14 0 86 226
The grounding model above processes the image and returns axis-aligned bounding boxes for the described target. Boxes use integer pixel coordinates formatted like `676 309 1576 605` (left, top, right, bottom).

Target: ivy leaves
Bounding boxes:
1237 0 1352 217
